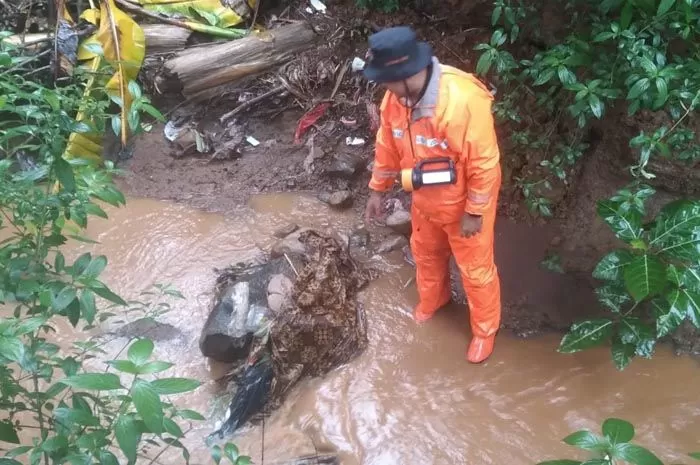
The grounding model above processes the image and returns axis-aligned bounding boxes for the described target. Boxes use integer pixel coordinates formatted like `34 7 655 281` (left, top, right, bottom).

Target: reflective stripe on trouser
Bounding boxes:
410 204 501 338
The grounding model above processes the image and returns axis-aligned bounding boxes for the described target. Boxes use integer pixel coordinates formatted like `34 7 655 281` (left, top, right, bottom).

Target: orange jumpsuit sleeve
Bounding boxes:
461 90 500 216
368 93 401 192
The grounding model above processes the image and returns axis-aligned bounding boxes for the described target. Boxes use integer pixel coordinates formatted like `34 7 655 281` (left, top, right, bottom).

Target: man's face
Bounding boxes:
381 80 408 98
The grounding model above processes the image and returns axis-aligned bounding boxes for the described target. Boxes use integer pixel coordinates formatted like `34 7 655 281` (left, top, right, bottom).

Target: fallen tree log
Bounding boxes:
142 24 191 54
155 21 318 98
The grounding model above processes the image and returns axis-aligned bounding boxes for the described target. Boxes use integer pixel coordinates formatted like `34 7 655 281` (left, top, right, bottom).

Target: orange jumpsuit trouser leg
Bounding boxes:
410 195 502 363
410 207 452 320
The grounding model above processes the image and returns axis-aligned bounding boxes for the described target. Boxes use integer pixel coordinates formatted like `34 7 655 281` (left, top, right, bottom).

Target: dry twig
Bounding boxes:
219 85 287 123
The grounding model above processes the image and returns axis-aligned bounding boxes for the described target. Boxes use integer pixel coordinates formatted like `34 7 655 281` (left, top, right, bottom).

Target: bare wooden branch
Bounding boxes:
219 85 286 122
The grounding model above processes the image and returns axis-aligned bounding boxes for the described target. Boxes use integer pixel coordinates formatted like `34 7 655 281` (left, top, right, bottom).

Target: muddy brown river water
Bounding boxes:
40 194 700 464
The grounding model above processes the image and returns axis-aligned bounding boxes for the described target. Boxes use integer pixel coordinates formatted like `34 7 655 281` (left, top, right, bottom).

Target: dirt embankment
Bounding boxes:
116 0 699 351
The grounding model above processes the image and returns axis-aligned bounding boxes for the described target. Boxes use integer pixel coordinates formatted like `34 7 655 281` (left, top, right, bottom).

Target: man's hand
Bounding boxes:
364 191 384 224
461 213 482 237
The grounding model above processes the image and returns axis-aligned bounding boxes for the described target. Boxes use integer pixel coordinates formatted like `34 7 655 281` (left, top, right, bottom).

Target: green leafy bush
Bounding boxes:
556 183 700 369
538 418 700 465
0 34 248 465
475 0 700 212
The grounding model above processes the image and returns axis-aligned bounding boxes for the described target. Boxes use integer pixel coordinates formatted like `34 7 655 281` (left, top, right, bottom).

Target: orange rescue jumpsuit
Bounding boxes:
369 58 502 353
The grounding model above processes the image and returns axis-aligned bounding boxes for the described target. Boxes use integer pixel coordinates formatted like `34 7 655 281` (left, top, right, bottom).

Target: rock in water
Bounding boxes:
376 234 408 254
326 152 363 178
199 281 259 363
386 210 412 236
318 190 352 209
273 223 299 239
349 227 370 249
267 274 293 314
271 227 312 258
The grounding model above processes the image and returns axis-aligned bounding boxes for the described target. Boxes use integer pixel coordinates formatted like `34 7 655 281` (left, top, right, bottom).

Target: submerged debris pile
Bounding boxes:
201 228 372 439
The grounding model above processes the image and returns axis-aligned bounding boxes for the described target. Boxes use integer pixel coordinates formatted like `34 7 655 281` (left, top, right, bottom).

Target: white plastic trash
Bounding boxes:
310 0 327 12
351 57 366 72
346 137 365 146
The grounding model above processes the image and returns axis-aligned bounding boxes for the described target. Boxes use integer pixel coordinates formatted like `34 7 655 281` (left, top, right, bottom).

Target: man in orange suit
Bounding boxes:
363 26 502 364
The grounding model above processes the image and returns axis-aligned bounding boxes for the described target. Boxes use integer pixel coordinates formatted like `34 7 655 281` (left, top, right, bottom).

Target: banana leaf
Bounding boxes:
133 0 255 38
64 0 146 163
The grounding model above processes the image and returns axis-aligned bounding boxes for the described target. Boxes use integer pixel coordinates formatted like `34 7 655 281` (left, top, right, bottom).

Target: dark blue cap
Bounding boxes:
363 26 433 83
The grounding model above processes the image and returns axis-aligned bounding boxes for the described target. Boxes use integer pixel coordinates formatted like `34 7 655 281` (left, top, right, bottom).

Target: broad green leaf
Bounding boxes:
0 336 24 362
85 202 109 219
53 286 77 312
115 415 139 465
563 431 609 451
91 282 127 306
138 361 174 374
680 266 700 292
5 446 31 458
163 417 184 438
627 78 651 100
689 452 700 460
558 319 614 353
236 458 252 465
667 288 700 327
225 443 239 461
623 254 666 301
83 256 108 279
99 451 120 465
491 6 502 24
596 284 632 313
55 157 76 193
602 418 635 443
652 299 685 338
211 445 222 465
653 78 668 108
15 317 47 335
132 379 164 434
612 339 635 370
66 299 81 328
621 0 634 28
597 200 642 242
0 459 22 465
54 407 100 427
128 338 154 365
589 94 604 118
0 52 11 67
558 66 576 86
79 289 96 325
177 409 206 421
150 378 201 395
61 357 80 377
593 250 634 281
45 382 68 399
649 200 700 260
106 360 140 374
72 253 92 276
0 420 20 444
55 252 66 272
128 80 142 99
619 317 655 345
612 443 663 465
657 0 675 14
63 373 123 391
476 50 495 75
